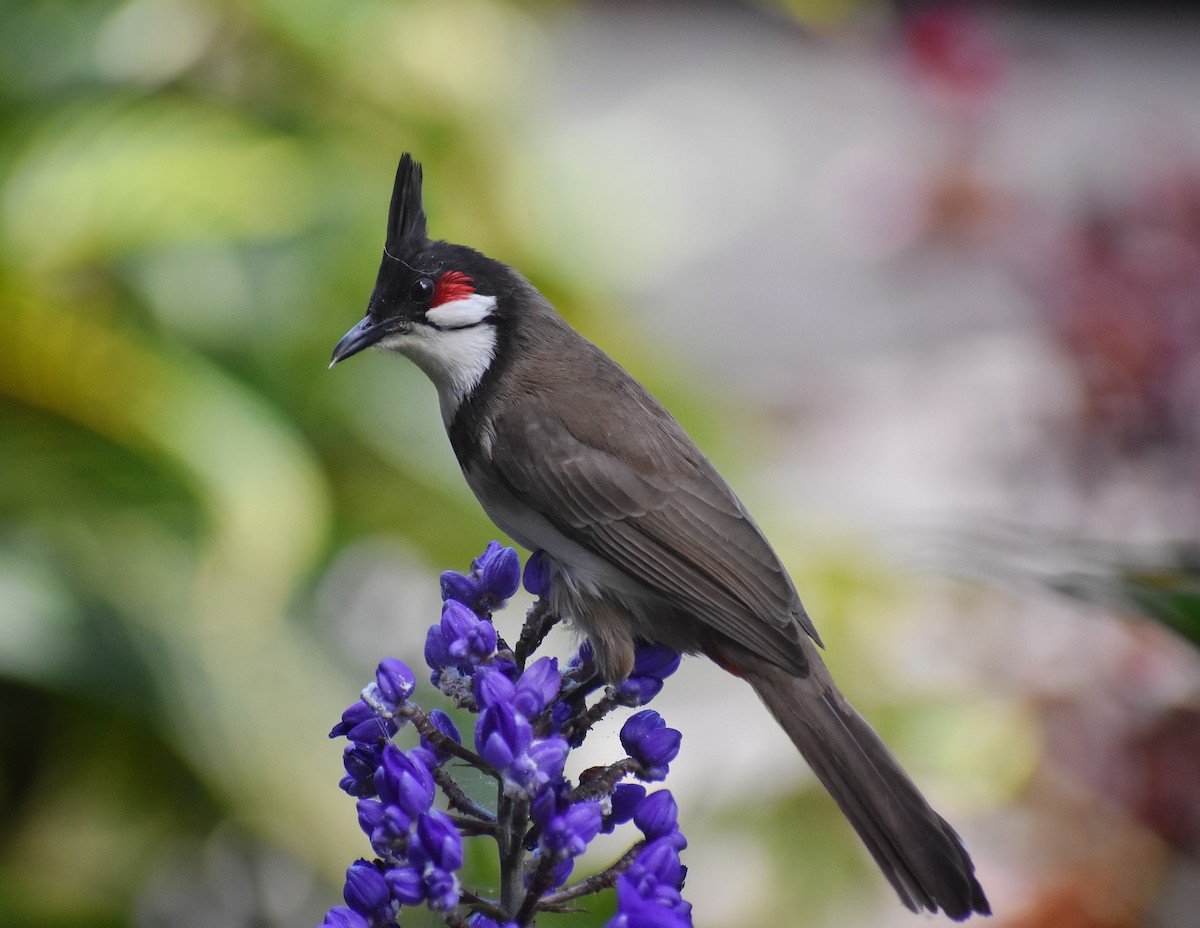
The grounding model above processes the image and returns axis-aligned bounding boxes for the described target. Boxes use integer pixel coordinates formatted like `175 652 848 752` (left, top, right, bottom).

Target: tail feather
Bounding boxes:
744 657 991 920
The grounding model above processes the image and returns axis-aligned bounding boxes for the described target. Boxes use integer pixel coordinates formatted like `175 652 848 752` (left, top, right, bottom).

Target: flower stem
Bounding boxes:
569 758 639 804
559 687 624 743
460 890 511 922
447 812 499 837
496 791 530 917
514 600 559 672
514 850 558 925
537 841 644 911
433 766 497 822
400 704 499 779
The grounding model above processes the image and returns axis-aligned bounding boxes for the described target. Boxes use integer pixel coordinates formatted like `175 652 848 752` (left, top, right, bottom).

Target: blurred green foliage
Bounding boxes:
0 0 578 923
0 2 995 927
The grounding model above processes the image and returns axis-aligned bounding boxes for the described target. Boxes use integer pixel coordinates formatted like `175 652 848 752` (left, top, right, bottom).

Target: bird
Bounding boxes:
331 153 990 920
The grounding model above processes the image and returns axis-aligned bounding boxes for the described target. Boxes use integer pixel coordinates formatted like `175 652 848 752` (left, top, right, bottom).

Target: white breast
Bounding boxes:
380 325 498 426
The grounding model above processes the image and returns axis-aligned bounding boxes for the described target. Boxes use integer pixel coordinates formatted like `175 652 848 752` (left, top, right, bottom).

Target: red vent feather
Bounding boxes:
432 271 475 306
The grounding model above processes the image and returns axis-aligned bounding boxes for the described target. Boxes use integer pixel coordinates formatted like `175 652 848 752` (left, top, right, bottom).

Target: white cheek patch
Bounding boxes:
381 325 498 425
425 292 497 330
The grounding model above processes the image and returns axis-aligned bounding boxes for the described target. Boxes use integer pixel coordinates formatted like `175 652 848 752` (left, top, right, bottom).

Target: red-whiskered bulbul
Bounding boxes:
331 154 990 920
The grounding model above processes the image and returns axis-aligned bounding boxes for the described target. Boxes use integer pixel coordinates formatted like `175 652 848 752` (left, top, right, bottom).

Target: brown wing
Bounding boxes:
488 391 819 674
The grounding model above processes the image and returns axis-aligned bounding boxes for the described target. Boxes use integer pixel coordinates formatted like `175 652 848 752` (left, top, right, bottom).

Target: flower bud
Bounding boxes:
522 549 551 597
620 711 682 780
441 600 497 663
635 838 684 889
417 810 464 871
355 799 384 837
476 703 532 773
474 665 516 709
339 743 381 798
376 744 435 817
541 800 603 860
604 783 646 833
343 859 389 917
634 790 686 848
420 709 461 765
514 657 560 718
385 865 424 906
375 658 416 709
479 544 521 602
319 905 369 928
440 570 479 606
330 699 398 743
424 866 461 911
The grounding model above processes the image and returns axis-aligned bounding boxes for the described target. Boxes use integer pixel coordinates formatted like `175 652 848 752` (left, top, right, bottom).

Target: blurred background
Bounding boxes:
2 1 1199 926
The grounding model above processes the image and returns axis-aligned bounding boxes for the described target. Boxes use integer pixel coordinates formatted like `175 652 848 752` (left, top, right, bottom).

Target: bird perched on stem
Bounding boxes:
331 154 990 920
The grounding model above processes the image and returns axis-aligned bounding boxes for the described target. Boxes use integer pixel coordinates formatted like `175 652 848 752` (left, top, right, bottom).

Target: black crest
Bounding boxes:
385 153 428 256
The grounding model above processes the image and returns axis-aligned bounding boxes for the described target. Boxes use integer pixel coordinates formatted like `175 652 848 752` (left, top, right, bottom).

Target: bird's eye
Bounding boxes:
410 277 435 303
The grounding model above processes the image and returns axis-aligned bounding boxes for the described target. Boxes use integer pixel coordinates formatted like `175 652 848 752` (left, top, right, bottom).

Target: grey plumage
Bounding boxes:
332 154 991 920
744 652 989 919
457 299 989 919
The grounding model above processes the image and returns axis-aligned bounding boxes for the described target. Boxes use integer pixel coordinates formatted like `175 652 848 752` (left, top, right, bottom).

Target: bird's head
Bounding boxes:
331 154 513 419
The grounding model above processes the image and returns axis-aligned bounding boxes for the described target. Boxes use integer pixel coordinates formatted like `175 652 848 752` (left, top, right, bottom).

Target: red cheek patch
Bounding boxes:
433 271 475 307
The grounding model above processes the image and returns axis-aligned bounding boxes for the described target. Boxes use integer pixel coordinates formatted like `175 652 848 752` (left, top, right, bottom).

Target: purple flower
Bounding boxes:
339 743 382 798
617 645 682 706
631 645 682 680
516 737 568 792
470 916 519 928
420 709 461 766
327 544 694 928
514 657 560 718
549 856 575 889
423 866 461 911
319 905 369 928
439 543 521 615
567 639 595 673
523 549 551 597
441 600 497 664
440 569 480 607
355 799 384 838
550 699 578 733
620 711 682 781
476 703 533 772
616 645 681 704
343 859 389 917
330 699 399 743
609 874 692 928
634 790 686 848
604 783 647 833
416 810 464 871
369 803 412 858
616 676 662 705
477 703 568 794
477 542 521 604
530 780 568 829
474 665 516 709
376 744 435 817
424 623 452 677
610 838 693 927
632 838 685 890
541 800 603 860
374 658 416 711
385 865 424 906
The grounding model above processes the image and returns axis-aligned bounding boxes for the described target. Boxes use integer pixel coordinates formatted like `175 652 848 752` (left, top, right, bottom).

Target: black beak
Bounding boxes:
330 316 388 367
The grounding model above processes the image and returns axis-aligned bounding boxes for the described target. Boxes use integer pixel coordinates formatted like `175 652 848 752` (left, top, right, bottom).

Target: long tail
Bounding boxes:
740 653 991 920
